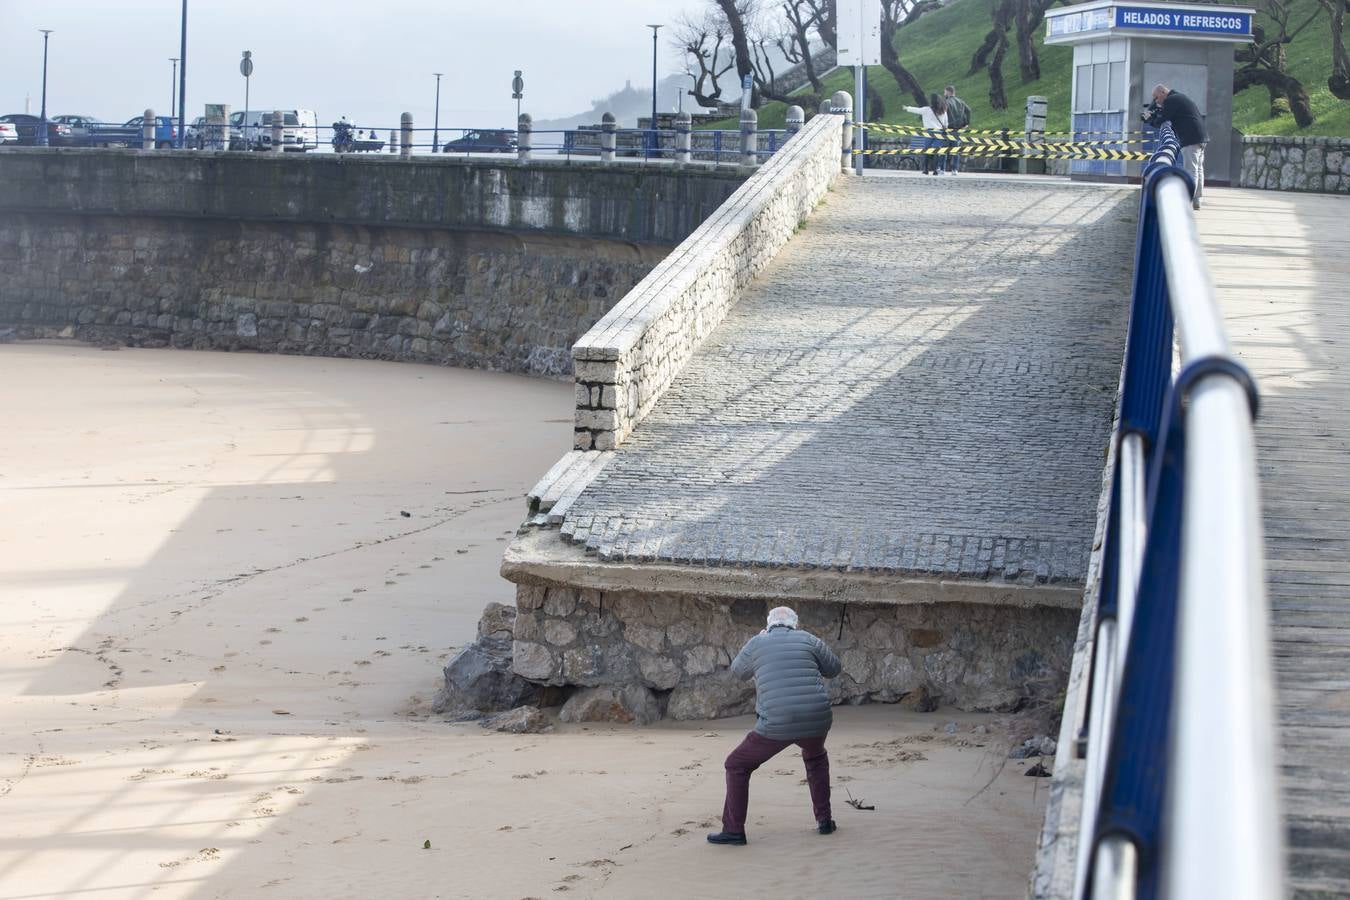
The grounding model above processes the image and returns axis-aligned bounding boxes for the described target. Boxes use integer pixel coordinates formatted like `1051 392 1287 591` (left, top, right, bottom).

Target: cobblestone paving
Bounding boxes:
558 175 1138 585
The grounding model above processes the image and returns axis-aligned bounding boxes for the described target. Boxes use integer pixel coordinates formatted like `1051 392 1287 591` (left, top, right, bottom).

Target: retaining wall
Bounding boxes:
0 148 746 243
571 112 846 450
1239 134 1350 194
0 150 748 375
0 214 662 375
510 579 1078 718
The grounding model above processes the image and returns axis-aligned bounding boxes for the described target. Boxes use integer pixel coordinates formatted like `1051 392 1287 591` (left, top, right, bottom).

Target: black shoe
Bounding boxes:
818 819 837 835
706 831 747 846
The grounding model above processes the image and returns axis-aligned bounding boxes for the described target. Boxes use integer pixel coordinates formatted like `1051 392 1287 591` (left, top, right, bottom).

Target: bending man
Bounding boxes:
707 606 842 846
1145 83 1209 210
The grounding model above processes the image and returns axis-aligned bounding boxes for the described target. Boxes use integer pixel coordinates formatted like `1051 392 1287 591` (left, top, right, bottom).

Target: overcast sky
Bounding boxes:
0 0 700 129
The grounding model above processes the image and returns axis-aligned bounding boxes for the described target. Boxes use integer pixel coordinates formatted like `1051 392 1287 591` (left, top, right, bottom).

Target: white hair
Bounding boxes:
766 606 799 629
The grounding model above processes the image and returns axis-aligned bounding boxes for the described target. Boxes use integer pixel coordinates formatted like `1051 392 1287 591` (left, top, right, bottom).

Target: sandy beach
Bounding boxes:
0 343 1048 899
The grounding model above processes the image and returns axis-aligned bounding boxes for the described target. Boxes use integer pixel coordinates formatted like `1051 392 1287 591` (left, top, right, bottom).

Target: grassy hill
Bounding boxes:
723 0 1348 137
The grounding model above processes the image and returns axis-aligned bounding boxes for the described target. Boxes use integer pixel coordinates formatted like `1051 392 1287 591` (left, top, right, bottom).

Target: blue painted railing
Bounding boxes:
1071 123 1283 899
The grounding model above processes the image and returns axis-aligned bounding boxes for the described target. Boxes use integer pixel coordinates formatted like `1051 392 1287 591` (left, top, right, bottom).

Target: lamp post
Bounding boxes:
433 72 443 154
177 0 187 148
169 57 179 119
646 24 662 159
646 24 662 127
38 29 52 147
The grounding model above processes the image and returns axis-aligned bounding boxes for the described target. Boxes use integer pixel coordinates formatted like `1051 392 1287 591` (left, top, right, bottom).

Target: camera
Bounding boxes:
1141 102 1163 127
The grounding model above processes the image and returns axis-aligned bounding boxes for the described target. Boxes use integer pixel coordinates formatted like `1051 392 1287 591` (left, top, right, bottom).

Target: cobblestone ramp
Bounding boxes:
558 176 1137 587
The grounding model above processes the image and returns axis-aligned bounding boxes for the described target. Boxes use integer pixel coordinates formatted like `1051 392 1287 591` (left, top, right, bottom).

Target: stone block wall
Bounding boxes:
1239 135 1350 194
571 113 846 451
510 580 1078 718
0 149 747 245
0 214 664 376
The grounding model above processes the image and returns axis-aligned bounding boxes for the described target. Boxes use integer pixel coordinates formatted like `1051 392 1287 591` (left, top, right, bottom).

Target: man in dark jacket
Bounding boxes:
943 85 972 174
1145 84 1209 210
707 606 843 846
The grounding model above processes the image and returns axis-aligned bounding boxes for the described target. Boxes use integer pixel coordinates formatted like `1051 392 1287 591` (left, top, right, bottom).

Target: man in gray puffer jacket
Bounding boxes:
707 606 843 846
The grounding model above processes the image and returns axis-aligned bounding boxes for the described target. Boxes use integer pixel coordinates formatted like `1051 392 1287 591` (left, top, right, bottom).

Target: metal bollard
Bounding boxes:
517 113 532 164
785 105 804 139
142 108 156 150
271 109 284 153
400 112 413 158
389 129 397 154
830 91 854 174
740 107 758 169
675 111 692 166
600 112 616 164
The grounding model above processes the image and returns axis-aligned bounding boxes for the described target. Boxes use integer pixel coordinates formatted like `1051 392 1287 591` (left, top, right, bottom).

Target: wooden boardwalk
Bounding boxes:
1198 188 1350 897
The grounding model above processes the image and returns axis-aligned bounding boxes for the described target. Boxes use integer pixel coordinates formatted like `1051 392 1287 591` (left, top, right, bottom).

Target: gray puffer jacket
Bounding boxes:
731 626 842 740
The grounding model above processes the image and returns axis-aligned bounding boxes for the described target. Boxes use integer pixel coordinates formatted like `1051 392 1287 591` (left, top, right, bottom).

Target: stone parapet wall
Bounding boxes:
571 113 846 450
1239 135 1350 194
0 148 746 245
509 579 1078 718
0 214 663 376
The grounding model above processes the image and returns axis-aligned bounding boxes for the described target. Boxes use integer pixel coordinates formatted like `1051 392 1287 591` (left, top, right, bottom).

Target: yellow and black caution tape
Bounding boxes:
890 134 1147 150
856 121 1149 141
852 146 1151 161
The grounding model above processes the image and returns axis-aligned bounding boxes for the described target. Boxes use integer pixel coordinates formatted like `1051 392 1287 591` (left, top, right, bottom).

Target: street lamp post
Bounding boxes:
38 29 52 147
433 72 443 154
170 58 179 119
177 0 187 148
646 24 662 158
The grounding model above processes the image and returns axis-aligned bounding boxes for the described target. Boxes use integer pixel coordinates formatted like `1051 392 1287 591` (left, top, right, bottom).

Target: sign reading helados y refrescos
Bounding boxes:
1114 5 1252 35
1047 2 1254 41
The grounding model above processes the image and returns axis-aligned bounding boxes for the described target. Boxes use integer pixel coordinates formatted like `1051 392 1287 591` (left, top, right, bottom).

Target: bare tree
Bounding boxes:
674 11 739 107
716 0 760 106
1322 0 1350 99
779 0 826 92
881 0 940 106
1236 0 1321 127
971 0 1017 109
970 0 1062 108
800 0 837 48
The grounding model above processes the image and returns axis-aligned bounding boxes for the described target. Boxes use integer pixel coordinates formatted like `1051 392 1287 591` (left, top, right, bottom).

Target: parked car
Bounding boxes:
0 113 73 145
0 121 16 144
185 116 207 149
228 108 318 151
119 115 178 148
50 114 103 146
442 129 517 153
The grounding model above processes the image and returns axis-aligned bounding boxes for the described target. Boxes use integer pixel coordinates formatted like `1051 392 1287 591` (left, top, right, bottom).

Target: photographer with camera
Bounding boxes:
1143 84 1208 210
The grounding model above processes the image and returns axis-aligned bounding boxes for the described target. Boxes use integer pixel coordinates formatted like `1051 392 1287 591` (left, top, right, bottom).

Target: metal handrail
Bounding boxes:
1073 122 1283 899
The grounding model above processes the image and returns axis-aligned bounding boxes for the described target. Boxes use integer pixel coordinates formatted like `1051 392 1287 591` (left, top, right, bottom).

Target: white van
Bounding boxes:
229 108 318 151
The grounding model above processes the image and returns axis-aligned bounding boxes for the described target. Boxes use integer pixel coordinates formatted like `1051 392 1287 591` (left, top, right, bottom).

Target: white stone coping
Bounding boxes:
570 113 845 450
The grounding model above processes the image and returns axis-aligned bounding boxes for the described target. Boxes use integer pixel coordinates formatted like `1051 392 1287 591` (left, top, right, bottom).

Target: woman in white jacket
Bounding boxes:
903 93 949 175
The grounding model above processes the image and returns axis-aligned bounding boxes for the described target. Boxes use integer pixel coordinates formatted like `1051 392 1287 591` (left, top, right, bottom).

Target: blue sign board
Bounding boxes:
1113 5 1252 36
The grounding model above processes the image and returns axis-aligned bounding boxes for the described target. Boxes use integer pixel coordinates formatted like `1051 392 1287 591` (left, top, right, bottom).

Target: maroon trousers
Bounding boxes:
721 730 831 834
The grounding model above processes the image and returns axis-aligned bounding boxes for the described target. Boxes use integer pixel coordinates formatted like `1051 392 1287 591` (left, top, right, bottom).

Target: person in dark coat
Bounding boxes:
1144 84 1209 210
707 606 843 846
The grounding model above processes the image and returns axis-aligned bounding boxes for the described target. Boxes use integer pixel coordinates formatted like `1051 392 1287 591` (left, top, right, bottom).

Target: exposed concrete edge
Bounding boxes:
501 528 1082 609
1027 337 1129 899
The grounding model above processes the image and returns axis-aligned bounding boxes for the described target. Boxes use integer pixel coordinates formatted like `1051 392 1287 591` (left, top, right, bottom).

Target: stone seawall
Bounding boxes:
0 149 747 244
0 213 664 376
1239 134 1350 194
509 579 1078 717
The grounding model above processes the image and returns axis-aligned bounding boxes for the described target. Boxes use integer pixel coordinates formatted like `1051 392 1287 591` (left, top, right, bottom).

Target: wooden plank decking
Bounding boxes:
1198 187 1350 897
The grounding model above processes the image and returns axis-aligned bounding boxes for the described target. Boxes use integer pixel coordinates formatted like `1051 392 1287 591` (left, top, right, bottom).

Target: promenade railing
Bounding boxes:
1072 122 1284 899
15 117 789 166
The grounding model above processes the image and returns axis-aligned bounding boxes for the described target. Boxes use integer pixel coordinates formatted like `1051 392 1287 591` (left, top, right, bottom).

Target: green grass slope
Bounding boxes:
723 0 1347 137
